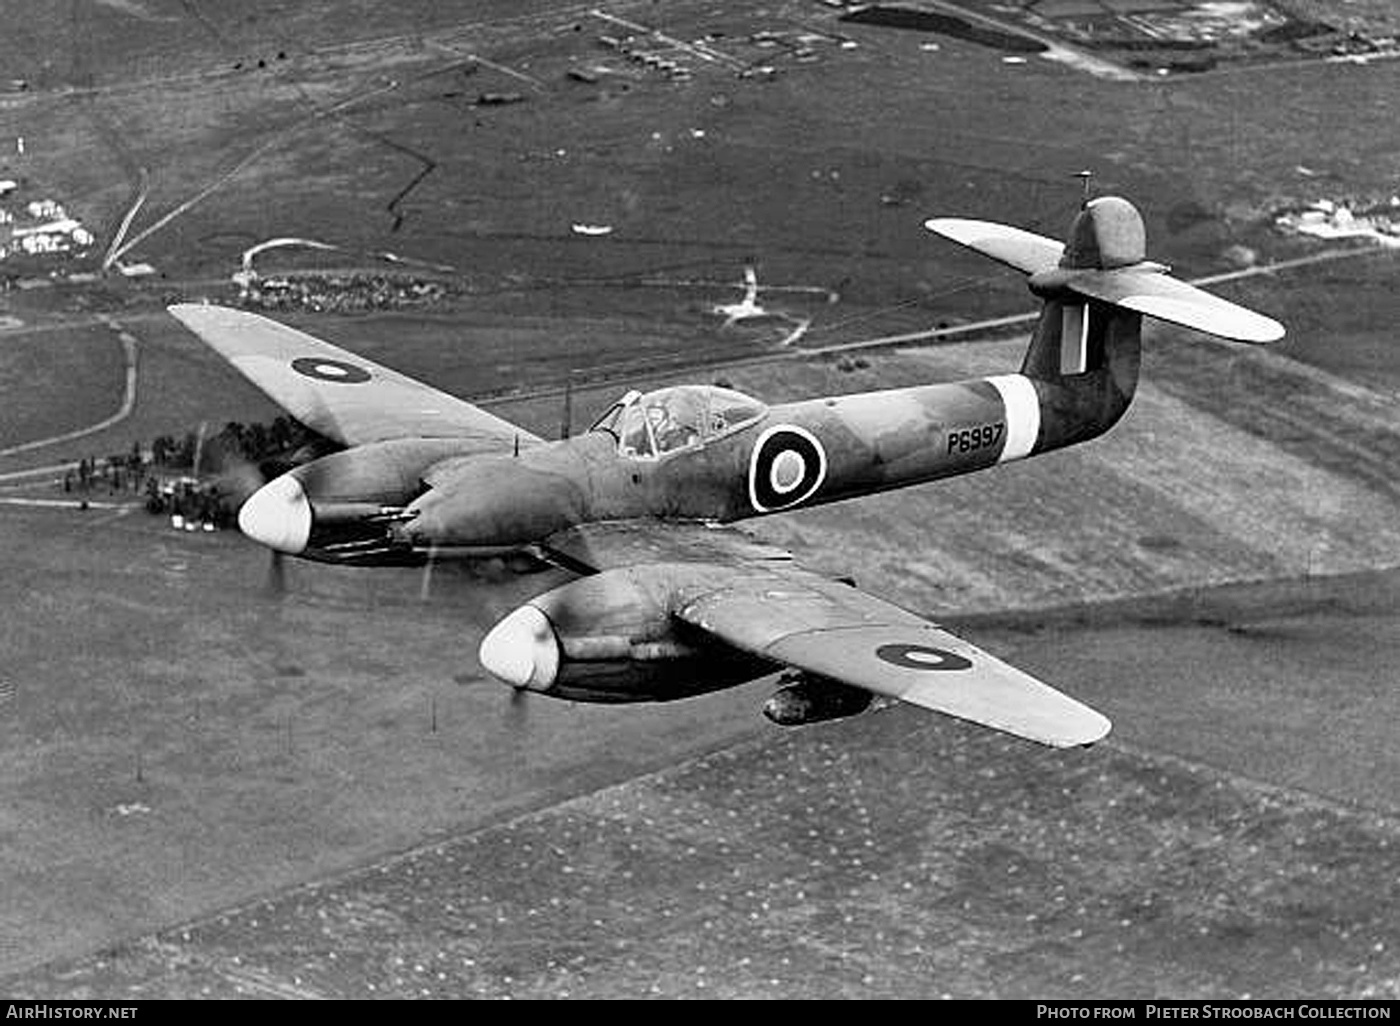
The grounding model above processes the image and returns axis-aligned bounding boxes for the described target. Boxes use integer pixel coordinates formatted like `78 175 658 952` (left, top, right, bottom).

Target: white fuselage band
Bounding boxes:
987 373 1040 463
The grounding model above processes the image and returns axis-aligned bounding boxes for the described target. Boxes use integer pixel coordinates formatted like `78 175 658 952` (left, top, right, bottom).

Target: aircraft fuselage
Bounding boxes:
276 361 1125 564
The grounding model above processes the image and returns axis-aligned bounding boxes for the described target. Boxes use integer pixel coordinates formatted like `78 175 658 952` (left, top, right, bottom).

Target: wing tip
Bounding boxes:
1239 314 1287 345
167 300 220 314
983 703 1111 748
1043 711 1113 749
167 302 301 343
167 300 239 330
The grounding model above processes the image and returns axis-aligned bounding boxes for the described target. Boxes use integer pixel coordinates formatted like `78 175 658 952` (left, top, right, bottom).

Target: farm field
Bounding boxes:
0 0 1398 1000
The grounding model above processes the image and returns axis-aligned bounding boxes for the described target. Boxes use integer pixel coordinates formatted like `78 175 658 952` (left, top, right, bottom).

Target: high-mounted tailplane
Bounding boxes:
925 196 1283 456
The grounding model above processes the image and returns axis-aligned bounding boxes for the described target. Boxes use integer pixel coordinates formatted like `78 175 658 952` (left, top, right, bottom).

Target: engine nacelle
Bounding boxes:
477 566 773 704
238 439 477 563
762 673 875 726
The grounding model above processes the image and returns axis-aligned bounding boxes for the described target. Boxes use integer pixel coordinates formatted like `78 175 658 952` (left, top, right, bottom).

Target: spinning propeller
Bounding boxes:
212 446 298 599
503 683 531 737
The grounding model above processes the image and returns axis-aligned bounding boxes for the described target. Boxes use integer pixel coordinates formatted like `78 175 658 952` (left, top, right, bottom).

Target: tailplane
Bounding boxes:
926 195 1283 454
925 196 1284 345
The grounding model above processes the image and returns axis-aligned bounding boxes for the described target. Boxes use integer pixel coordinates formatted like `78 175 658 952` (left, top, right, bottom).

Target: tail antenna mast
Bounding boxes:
1074 169 1094 208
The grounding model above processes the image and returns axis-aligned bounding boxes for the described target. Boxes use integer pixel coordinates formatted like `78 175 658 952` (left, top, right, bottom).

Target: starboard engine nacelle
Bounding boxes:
477 567 773 704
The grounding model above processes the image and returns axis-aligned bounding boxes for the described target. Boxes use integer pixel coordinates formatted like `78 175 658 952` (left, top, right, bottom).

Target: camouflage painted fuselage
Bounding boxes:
361 293 1142 560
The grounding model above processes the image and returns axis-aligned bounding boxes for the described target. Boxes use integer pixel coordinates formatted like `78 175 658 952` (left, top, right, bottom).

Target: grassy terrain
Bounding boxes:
2 317 1399 984
1 0 1399 997
0 504 772 974
0 322 125 449
6 700 1398 999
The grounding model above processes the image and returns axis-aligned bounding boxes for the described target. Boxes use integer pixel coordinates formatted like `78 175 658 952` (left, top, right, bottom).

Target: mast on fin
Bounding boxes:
1074 169 1094 209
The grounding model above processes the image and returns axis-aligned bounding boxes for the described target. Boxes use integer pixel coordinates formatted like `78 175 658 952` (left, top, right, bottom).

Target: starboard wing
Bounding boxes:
677 569 1110 748
541 520 1109 747
169 303 542 449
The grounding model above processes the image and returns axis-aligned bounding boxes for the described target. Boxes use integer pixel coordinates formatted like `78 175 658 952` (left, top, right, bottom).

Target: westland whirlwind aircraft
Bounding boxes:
169 195 1283 749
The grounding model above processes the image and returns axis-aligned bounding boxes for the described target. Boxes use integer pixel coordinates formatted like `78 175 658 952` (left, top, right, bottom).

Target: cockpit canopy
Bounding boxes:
591 385 767 458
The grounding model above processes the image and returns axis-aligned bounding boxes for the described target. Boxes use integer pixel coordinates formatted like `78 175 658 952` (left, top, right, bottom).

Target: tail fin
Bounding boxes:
926 196 1284 453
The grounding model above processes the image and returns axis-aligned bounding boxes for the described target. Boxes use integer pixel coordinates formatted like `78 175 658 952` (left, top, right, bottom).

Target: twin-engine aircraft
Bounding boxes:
169 195 1284 748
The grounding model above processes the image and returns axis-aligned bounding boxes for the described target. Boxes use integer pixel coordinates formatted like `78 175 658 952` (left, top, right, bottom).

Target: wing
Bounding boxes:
678 569 1110 748
169 303 542 449
543 521 1109 747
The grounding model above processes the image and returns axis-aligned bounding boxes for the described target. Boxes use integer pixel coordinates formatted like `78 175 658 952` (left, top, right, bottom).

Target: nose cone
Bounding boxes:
238 474 312 554
479 605 560 690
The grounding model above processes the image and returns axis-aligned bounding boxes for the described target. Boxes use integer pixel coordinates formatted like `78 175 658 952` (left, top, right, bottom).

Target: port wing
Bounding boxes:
169 303 542 449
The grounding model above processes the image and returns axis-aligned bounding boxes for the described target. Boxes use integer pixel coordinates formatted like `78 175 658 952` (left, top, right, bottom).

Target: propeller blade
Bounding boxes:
503 685 530 737
266 549 287 597
419 545 437 602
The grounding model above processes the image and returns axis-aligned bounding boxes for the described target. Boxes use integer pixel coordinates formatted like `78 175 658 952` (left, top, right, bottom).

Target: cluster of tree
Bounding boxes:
148 432 199 469
207 415 323 474
140 415 338 525
148 415 329 477
64 441 148 495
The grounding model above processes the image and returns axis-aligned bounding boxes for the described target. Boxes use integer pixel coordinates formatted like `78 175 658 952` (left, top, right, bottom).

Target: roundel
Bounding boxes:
290 357 372 384
748 425 827 513
874 643 973 672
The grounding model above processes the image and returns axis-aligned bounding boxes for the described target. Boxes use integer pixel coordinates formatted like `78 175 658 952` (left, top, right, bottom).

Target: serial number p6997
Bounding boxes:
947 423 1005 455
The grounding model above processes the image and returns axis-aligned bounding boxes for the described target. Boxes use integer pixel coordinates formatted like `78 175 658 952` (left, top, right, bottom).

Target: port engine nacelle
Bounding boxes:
477 566 774 704
237 439 488 564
